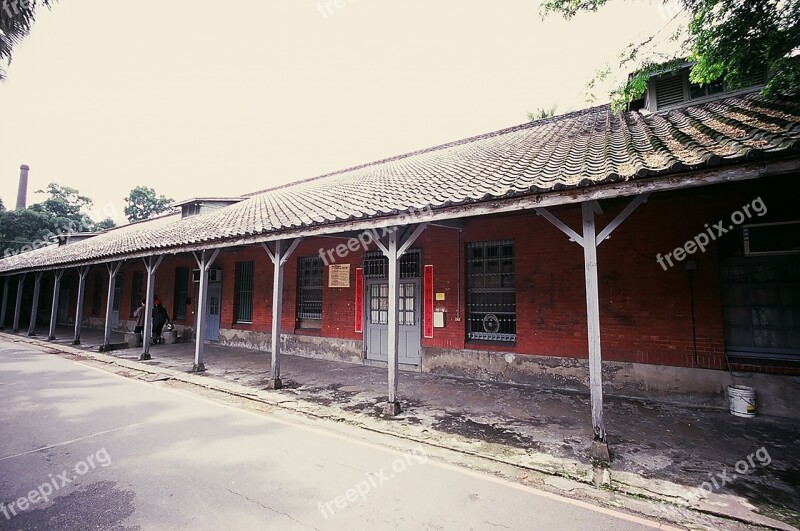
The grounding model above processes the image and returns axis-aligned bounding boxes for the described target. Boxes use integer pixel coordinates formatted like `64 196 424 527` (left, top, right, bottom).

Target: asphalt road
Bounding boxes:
0 339 669 530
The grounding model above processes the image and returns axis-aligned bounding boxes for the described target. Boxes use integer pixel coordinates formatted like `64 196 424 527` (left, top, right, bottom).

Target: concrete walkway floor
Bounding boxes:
6 327 800 530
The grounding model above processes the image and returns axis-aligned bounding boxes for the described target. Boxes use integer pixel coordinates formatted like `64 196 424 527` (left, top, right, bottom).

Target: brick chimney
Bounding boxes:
15 164 29 210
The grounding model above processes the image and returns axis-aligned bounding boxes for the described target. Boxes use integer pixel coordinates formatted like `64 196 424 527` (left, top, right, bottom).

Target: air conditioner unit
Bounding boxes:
192 267 222 282
743 221 800 256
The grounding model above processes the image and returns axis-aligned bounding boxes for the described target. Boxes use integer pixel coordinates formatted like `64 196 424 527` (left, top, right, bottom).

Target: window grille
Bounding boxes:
234 261 254 323
297 257 323 322
173 267 189 320
363 249 420 279
91 273 102 315
466 240 516 341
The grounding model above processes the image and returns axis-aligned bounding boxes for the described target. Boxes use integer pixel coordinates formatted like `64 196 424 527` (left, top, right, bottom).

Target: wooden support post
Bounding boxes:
536 196 648 462
0 276 10 330
192 249 220 372
27 272 42 336
262 238 302 389
12 273 25 332
581 202 609 461
73 267 89 344
140 256 163 360
101 261 122 351
48 270 64 340
373 222 428 416
270 241 285 389
384 228 402 415
194 252 209 372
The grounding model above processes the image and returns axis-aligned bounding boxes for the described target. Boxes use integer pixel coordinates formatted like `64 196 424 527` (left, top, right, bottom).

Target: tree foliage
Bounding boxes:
527 104 559 121
541 0 800 109
0 182 115 258
124 186 175 223
0 0 54 81
31 183 91 220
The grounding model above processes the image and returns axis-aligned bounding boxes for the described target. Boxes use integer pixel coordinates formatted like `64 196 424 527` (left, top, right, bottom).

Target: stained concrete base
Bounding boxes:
423 347 800 419
383 401 402 416
80 322 800 419
590 441 611 463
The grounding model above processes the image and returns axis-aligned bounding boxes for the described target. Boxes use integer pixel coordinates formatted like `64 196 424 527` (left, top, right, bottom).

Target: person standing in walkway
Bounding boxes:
151 299 171 344
133 299 146 334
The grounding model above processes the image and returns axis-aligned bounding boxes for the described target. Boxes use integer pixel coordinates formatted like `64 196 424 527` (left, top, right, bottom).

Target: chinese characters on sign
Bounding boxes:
329 264 351 288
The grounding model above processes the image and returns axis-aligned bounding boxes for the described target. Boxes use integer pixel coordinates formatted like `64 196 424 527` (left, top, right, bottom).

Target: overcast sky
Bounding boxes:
0 0 683 224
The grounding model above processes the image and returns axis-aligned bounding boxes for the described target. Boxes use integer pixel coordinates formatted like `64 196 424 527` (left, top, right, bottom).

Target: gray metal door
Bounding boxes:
365 279 421 364
205 281 221 341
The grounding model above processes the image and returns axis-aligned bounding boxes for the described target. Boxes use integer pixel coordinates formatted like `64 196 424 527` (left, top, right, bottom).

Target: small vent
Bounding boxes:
655 75 685 108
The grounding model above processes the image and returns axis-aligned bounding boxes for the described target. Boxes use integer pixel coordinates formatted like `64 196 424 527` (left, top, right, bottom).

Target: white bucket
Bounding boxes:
728 385 756 418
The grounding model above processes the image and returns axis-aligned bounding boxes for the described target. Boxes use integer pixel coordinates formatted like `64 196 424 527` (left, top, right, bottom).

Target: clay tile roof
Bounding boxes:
2 92 799 273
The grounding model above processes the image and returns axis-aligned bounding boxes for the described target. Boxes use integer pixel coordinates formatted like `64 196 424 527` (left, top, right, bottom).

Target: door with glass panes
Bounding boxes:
364 250 421 365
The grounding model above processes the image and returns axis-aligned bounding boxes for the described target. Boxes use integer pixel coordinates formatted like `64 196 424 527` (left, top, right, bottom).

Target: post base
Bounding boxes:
266 378 282 390
191 363 206 373
47 336 56 340
383 401 402 416
72 339 81 345
27 331 36 337
139 352 151 361
590 440 611 463
591 464 611 487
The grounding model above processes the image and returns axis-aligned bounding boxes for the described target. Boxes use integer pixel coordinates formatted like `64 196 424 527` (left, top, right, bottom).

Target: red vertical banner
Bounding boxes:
424 264 434 338
354 267 364 333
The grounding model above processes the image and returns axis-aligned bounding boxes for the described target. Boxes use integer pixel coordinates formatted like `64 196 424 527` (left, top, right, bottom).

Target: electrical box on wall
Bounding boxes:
433 311 445 328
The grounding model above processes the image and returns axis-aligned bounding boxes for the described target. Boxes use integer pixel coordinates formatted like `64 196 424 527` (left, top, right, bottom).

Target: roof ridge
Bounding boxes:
244 104 612 197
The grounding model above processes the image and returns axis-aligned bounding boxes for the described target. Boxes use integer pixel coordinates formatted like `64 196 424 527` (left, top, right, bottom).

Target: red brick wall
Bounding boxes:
75 175 798 375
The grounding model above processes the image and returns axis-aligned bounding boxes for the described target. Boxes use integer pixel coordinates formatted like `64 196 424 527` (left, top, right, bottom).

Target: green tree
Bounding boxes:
0 208 55 257
32 183 92 220
0 0 54 81
0 182 114 257
541 0 800 108
94 218 116 230
124 186 175 222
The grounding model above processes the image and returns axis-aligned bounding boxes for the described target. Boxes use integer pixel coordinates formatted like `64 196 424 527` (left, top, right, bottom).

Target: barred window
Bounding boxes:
234 261 254 324
297 257 323 327
173 267 189 320
363 250 420 279
466 240 516 341
91 273 103 315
